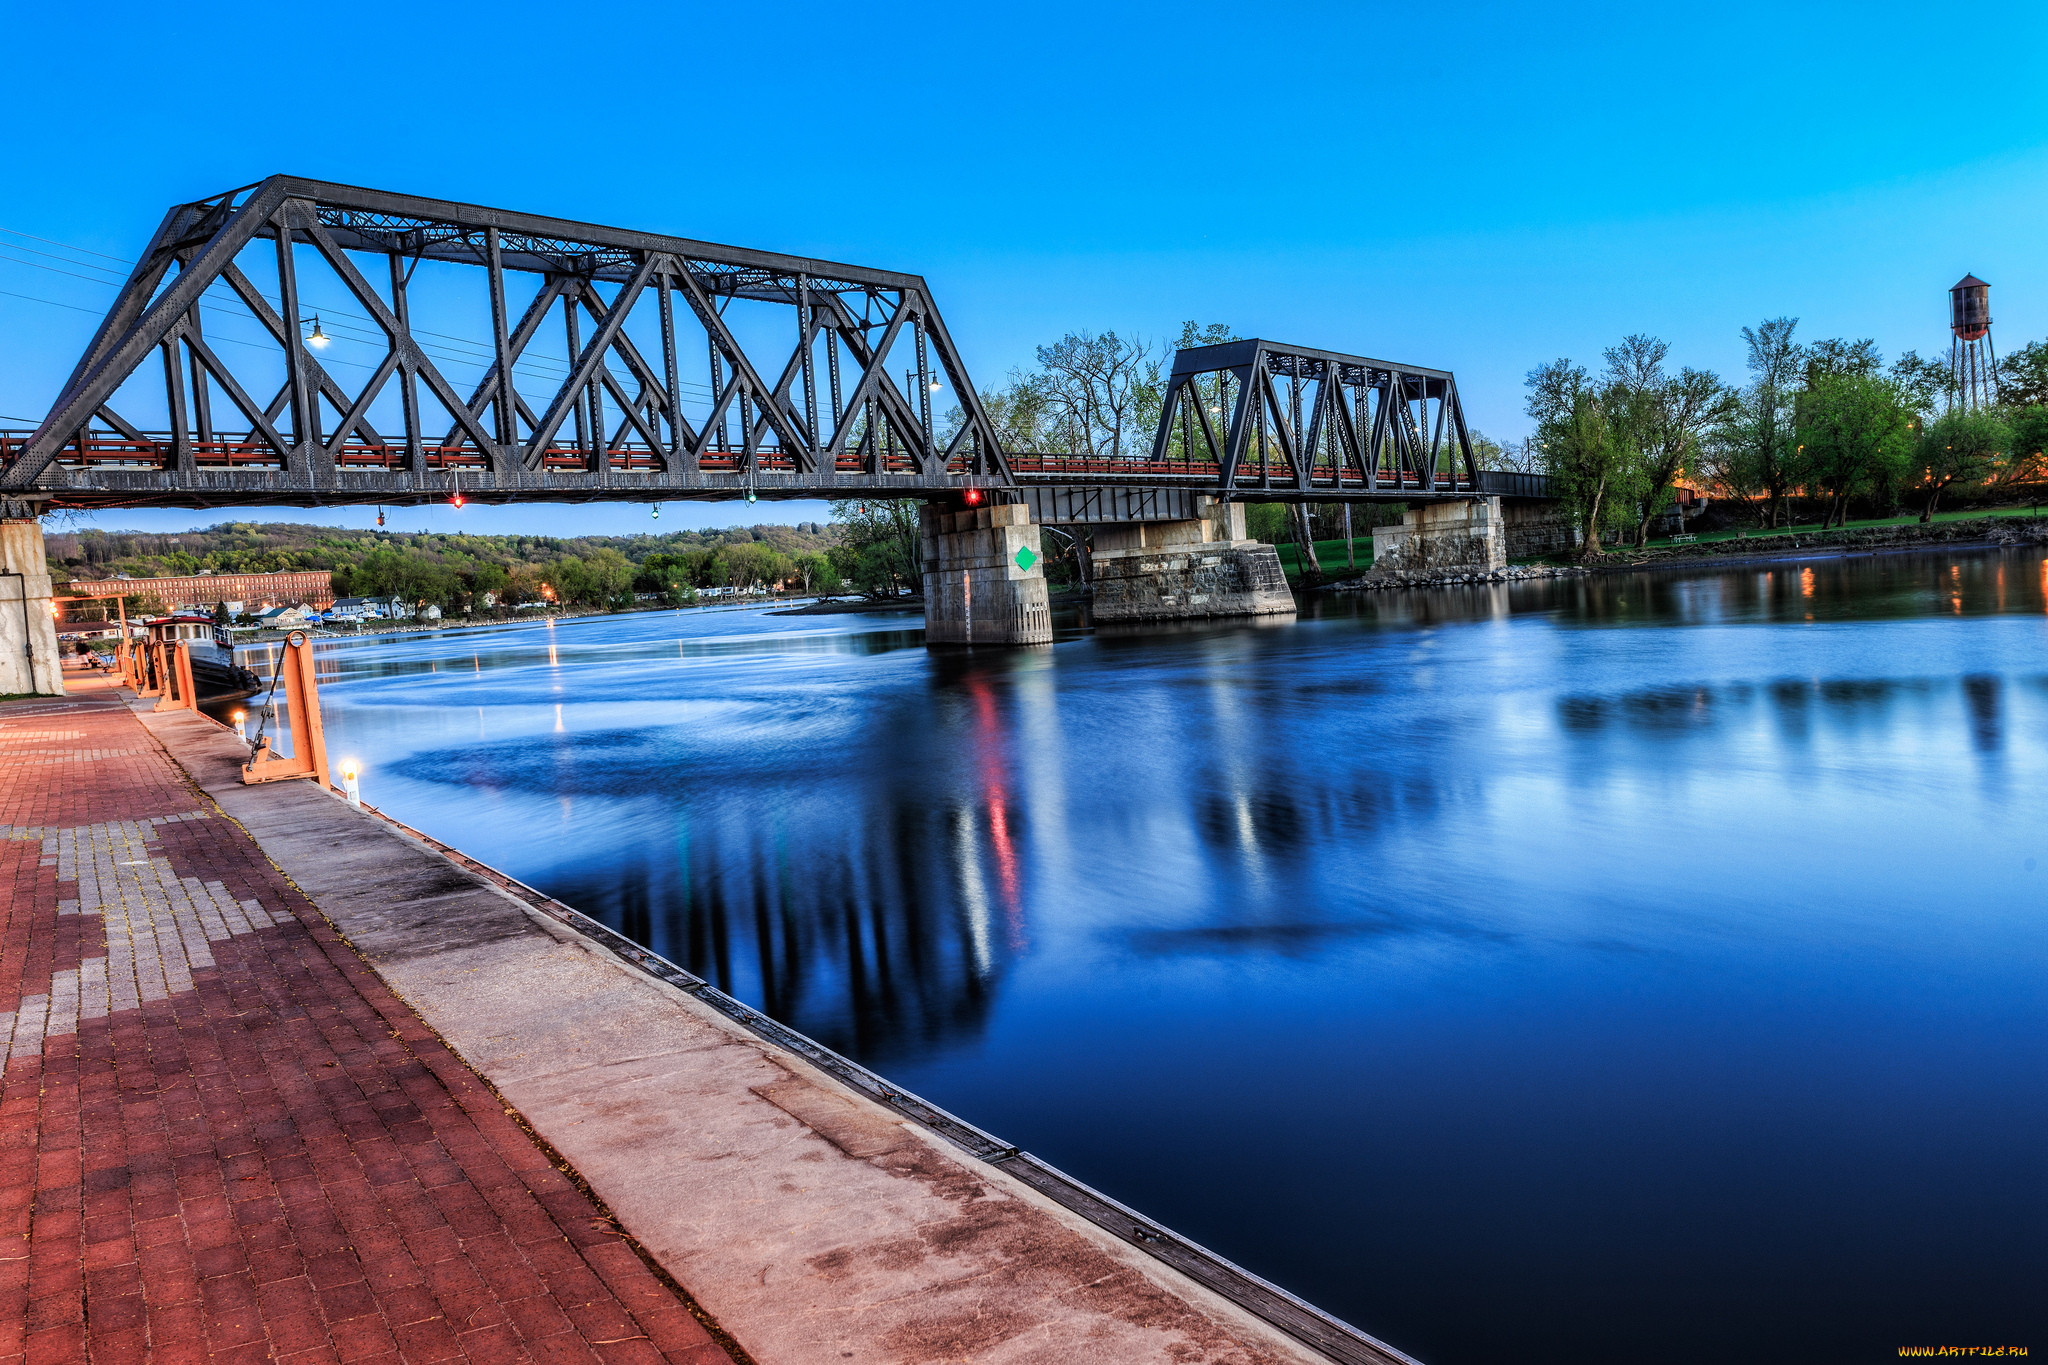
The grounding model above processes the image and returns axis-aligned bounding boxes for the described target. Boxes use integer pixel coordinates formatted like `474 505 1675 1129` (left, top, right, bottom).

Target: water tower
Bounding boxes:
1949 273 1997 410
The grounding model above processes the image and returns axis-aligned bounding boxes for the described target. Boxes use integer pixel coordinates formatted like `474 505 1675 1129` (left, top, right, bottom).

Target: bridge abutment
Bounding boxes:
1087 498 1295 623
920 502 1054 645
1 517 64 696
1369 496 1507 580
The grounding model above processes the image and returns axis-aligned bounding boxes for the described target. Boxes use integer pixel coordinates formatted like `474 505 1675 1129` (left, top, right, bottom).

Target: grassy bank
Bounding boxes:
1632 503 2047 551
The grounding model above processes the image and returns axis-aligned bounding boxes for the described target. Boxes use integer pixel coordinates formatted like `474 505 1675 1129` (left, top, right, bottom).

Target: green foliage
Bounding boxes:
1599 334 1733 546
1800 337 1883 385
1244 503 1289 544
1997 340 2048 408
831 500 921 596
1526 358 1630 556
1705 318 1803 525
1913 409 2009 520
2003 404 2048 488
43 519 841 614
1792 373 1916 528
1889 349 1953 415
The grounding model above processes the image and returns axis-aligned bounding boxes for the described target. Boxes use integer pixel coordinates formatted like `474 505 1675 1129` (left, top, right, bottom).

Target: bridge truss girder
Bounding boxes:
1147 339 1479 497
0 176 1010 509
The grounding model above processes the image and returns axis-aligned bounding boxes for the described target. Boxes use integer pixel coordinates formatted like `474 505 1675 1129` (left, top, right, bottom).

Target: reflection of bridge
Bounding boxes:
0 178 1563 682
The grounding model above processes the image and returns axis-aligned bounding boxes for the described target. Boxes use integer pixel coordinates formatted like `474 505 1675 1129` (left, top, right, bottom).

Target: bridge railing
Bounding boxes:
1010 451 1487 494
1474 470 1556 499
0 431 942 478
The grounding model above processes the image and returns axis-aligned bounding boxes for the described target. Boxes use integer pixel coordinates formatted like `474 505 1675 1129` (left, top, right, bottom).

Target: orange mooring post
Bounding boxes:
115 596 132 684
136 641 165 698
242 631 330 788
155 642 199 712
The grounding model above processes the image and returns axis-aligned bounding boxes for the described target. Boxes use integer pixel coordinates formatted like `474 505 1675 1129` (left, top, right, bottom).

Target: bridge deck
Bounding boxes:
1 433 1549 510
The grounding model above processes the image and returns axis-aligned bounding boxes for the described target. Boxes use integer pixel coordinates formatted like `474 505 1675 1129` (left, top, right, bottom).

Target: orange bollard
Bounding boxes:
242 631 330 789
136 641 165 698
155 642 199 713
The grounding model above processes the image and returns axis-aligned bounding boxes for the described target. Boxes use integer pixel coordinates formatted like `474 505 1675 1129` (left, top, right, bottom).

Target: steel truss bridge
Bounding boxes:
0 177 1550 517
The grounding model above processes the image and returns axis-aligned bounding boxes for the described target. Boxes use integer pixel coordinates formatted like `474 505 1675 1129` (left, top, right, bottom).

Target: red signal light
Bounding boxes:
964 488 982 506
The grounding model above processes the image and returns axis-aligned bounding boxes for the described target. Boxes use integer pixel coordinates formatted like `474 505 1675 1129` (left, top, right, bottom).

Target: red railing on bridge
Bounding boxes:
1008 452 1474 491
0 432 935 478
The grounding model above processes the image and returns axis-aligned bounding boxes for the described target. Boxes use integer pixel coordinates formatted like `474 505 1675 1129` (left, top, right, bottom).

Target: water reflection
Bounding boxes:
306 547 2048 1365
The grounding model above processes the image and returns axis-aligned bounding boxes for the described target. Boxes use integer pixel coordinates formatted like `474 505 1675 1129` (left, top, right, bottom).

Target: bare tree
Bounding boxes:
1032 331 1163 458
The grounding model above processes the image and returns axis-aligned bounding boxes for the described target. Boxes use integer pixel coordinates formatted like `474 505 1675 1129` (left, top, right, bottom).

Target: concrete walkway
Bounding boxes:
8 674 1409 1365
1 677 734 1364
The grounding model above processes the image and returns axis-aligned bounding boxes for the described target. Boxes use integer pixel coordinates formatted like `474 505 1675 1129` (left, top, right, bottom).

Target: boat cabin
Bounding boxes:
142 615 230 651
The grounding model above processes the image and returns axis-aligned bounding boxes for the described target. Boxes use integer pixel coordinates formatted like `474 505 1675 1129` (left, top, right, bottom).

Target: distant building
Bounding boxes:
62 569 332 619
328 595 404 623
253 605 313 628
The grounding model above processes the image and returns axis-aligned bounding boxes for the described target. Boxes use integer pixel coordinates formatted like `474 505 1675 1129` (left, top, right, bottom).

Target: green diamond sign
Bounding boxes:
1014 544 1039 572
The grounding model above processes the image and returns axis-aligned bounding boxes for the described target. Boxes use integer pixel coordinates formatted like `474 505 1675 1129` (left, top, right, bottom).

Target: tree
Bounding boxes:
1913 409 2009 521
1711 318 1805 527
1599 334 1732 546
1801 337 1883 384
792 551 833 595
722 541 791 592
2002 404 2048 491
1527 358 1622 559
1032 330 1163 458
831 500 921 596
549 556 591 605
1890 349 1953 416
580 547 636 609
1793 373 1915 529
1996 340 2048 408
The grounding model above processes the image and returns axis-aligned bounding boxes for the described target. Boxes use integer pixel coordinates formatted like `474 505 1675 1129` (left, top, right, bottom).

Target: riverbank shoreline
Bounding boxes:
1314 515 2048 593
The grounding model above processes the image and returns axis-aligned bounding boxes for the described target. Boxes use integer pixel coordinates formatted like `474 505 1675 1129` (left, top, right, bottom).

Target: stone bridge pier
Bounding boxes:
919 494 1299 644
1369 496 1507 580
920 502 1054 645
1086 497 1295 623
1 514 63 696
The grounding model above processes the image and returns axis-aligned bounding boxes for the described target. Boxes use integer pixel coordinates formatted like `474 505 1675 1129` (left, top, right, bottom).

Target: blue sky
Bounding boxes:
6 0 2047 537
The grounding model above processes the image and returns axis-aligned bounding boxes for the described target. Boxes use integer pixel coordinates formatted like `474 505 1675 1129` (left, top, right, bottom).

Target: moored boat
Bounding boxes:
136 615 264 704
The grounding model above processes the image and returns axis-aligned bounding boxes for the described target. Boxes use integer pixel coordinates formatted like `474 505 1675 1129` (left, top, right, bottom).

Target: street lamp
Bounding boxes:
306 315 329 349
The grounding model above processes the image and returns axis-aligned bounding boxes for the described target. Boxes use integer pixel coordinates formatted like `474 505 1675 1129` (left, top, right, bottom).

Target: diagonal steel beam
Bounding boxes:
519 257 660 470
3 178 289 490
215 263 384 446
443 276 564 448
668 262 808 462
297 212 499 469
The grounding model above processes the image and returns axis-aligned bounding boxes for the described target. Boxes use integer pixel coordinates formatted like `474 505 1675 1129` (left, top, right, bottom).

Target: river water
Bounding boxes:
297 546 2047 1365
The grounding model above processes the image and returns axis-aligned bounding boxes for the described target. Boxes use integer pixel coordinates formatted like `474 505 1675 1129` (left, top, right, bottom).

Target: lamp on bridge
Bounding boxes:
306 315 329 349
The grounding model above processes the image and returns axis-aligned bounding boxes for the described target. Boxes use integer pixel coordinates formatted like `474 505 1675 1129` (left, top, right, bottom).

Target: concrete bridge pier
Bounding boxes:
1 515 63 696
1370 496 1507 580
1088 497 1294 623
920 501 1054 645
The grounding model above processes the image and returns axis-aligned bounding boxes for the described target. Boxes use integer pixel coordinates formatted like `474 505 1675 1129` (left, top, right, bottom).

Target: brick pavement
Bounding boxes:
1 678 742 1365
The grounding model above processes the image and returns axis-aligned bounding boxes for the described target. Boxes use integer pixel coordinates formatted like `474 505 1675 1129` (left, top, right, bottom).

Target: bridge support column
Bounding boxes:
1087 497 1294 623
1369 497 1506 581
920 502 1053 645
1 517 64 697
